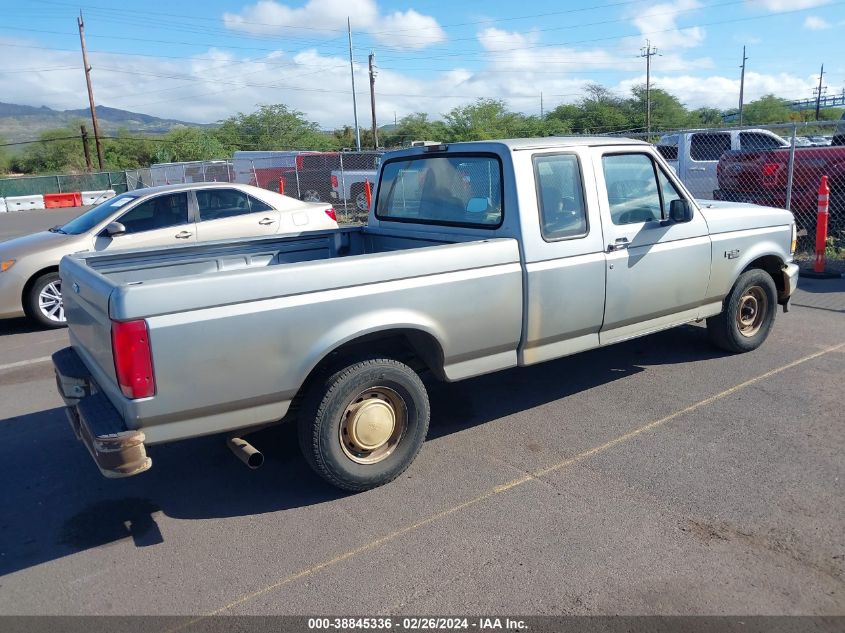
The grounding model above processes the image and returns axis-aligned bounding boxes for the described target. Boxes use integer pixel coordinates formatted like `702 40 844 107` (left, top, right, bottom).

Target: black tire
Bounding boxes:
706 268 777 353
24 271 66 329
298 357 430 492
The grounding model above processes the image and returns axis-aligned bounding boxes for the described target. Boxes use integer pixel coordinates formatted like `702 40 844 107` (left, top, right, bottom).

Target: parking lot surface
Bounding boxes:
0 211 843 617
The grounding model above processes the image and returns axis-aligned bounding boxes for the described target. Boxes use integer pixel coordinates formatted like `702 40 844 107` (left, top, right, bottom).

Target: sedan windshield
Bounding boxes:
59 193 139 235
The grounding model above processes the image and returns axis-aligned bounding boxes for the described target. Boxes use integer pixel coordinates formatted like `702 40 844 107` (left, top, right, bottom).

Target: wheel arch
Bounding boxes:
21 264 60 307
741 254 787 302
289 325 446 420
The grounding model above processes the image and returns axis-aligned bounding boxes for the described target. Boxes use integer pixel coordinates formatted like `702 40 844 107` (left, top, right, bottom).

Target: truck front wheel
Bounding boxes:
707 268 777 353
298 357 430 491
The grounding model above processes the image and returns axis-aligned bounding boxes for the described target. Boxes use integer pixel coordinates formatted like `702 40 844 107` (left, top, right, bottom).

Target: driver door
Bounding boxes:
596 151 711 344
94 191 196 251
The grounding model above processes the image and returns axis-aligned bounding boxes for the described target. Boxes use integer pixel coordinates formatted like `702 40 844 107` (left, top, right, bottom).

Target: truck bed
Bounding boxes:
60 226 523 443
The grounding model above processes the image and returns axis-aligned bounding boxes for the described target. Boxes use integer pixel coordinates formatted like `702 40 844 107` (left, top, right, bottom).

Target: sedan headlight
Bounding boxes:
0 259 15 272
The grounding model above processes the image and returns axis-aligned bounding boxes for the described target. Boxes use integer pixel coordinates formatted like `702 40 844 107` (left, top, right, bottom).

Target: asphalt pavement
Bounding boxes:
0 209 843 618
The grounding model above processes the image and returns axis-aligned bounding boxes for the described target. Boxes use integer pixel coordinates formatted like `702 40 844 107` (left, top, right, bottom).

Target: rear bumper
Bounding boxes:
52 347 151 478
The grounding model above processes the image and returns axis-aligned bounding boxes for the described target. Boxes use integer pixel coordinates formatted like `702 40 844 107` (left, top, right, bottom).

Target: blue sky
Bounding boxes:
0 0 843 127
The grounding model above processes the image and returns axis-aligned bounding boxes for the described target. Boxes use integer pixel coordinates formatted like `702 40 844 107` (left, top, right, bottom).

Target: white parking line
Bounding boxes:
0 356 52 372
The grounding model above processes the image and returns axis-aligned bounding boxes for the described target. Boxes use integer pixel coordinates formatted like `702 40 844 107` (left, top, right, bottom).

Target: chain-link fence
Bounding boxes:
0 170 129 197
632 120 845 266
232 151 383 223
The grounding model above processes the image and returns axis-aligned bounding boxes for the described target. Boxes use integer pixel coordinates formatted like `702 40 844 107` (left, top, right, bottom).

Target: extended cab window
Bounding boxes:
690 132 731 161
533 154 587 239
117 193 188 234
603 154 675 225
376 155 502 227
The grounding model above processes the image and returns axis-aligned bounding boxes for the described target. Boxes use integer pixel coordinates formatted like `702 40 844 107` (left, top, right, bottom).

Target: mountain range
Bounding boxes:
0 102 211 146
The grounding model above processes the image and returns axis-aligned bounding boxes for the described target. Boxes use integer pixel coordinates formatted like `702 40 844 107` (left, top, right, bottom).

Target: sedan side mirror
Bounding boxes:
669 199 693 223
104 221 126 237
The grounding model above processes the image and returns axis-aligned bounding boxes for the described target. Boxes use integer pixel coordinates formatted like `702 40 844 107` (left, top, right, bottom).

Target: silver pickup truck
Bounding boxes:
53 137 799 491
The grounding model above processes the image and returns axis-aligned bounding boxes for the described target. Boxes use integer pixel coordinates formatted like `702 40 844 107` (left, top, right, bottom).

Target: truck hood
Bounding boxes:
696 199 793 234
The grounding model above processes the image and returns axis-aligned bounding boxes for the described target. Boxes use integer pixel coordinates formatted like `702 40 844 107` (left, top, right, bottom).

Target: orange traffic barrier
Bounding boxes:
278 177 285 195
814 176 829 274
43 192 82 209
364 178 372 210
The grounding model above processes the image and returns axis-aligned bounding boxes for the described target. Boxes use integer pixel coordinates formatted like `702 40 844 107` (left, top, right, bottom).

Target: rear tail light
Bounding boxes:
331 175 338 188
112 320 155 399
325 207 337 222
761 163 780 186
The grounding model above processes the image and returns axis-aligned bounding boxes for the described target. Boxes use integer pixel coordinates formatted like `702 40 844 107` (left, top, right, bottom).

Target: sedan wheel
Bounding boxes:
25 271 67 329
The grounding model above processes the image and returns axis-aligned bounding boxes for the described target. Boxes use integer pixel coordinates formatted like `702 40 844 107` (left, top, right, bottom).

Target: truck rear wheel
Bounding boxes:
707 268 777 353
298 357 430 492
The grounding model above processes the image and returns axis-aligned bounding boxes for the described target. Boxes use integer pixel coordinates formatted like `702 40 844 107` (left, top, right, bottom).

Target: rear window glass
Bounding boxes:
376 155 502 227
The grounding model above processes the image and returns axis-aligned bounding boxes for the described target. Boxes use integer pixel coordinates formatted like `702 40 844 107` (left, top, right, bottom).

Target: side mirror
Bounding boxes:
669 199 693 223
466 197 489 213
104 221 126 237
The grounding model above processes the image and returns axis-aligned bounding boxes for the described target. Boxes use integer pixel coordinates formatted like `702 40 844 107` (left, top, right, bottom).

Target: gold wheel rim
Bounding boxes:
339 386 407 464
736 286 768 338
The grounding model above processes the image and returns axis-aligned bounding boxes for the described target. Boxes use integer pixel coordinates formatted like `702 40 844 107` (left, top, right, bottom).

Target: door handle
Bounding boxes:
689 167 707 171
258 218 276 225
607 237 629 252
175 231 193 239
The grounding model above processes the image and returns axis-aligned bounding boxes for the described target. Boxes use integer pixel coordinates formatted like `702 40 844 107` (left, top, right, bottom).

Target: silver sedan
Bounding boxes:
0 182 339 328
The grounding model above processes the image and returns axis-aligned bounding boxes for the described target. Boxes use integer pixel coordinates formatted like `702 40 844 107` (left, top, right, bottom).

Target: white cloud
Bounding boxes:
374 10 446 49
803 15 831 29
223 0 445 50
615 71 815 110
630 0 705 50
745 0 830 11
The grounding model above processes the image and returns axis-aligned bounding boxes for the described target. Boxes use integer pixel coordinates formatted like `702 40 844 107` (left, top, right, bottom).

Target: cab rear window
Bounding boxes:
375 155 502 228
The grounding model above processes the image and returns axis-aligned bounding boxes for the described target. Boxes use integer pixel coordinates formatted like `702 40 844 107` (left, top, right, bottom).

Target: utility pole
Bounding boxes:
814 63 826 121
347 18 361 152
738 46 748 126
540 92 544 119
640 40 658 135
77 11 104 170
80 124 92 172
368 51 378 150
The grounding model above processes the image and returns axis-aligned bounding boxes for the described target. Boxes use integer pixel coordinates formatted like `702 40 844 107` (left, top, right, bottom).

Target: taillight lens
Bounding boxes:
112 320 155 399
325 207 337 222
761 163 780 186
331 175 338 188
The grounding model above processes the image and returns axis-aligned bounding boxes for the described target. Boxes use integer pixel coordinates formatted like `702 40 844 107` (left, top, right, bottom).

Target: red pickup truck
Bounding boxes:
714 136 844 242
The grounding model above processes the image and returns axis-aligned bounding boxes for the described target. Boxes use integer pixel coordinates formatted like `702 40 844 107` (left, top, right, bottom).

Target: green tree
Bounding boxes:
214 104 333 151
693 107 724 127
158 127 227 162
442 99 527 141
380 113 448 147
742 94 791 124
627 86 697 131
102 130 158 170
18 126 87 173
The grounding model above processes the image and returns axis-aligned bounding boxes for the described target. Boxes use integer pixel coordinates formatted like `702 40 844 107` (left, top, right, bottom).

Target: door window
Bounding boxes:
197 189 271 220
117 193 188 234
602 154 663 225
533 154 588 239
739 132 787 150
689 133 731 161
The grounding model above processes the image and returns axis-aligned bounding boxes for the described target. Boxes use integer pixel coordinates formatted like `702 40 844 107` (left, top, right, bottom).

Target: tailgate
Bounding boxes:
59 254 118 388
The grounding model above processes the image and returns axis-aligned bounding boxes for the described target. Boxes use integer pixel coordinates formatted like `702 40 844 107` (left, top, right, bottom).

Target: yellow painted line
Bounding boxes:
171 341 845 628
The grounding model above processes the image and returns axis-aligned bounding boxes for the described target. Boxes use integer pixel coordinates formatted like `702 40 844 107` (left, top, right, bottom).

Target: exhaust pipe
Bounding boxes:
227 437 264 469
